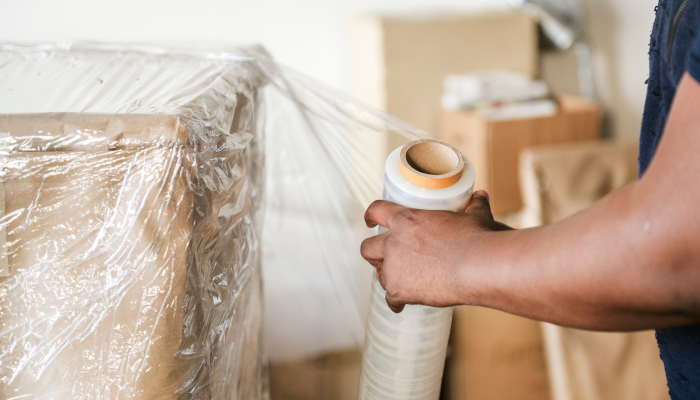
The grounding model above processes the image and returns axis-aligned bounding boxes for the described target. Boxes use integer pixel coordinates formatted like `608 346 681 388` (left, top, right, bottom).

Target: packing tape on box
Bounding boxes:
359 139 475 399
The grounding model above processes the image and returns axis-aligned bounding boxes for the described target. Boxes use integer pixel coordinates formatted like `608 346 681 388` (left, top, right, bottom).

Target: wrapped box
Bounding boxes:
0 41 431 400
0 44 270 398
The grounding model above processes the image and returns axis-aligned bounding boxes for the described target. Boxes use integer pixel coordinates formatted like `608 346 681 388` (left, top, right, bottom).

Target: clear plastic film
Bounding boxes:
359 145 474 399
0 42 272 399
259 65 429 361
0 41 434 398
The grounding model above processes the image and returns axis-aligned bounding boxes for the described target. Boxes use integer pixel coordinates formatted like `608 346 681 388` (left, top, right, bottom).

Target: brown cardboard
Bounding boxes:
2 146 192 399
0 111 262 398
399 139 464 189
443 306 551 400
440 96 601 214
0 113 188 150
351 12 538 137
350 12 538 187
268 350 362 400
540 48 583 98
0 167 5 277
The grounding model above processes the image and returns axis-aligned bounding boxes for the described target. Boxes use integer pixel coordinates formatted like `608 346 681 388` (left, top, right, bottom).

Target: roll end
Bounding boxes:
399 139 465 189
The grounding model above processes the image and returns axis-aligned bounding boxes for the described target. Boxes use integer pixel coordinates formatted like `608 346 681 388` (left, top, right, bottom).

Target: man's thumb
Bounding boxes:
466 190 492 214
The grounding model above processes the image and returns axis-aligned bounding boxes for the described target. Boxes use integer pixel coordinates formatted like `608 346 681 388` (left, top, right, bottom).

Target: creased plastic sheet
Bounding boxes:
0 42 428 399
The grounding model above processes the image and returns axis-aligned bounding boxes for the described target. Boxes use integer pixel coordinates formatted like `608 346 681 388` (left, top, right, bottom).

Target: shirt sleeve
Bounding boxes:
687 22 700 82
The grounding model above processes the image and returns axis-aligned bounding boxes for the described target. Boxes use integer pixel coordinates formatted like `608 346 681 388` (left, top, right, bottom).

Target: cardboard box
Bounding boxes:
443 306 551 400
268 350 362 400
0 112 264 399
0 44 272 398
350 12 538 165
2 136 192 398
440 97 601 214
540 47 583 98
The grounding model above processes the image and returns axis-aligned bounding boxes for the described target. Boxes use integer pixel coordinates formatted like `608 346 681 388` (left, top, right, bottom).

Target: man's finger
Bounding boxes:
466 190 493 215
361 234 387 266
385 293 406 313
494 221 515 231
376 268 387 290
364 200 407 229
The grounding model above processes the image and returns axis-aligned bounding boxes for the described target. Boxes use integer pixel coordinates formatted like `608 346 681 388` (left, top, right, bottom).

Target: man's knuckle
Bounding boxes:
476 197 489 207
384 278 401 298
369 199 387 213
360 239 370 254
383 278 394 295
386 290 404 306
383 234 395 247
396 208 417 223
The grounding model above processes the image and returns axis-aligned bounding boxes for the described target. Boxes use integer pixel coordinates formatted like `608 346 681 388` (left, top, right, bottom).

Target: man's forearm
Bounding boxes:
458 74 700 331
459 185 694 330
362 74 700 329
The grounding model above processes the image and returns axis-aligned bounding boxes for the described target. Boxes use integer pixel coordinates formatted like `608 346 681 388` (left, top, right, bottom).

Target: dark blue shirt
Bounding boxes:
641 1 700 398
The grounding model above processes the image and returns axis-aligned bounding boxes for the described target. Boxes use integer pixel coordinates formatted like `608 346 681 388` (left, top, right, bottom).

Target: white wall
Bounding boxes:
0 0 508 90
0 0 658 138
585 0 658 140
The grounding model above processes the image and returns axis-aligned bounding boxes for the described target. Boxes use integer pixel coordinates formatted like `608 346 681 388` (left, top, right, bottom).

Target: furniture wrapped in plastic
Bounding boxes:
0 42 430 399
0 43 271 399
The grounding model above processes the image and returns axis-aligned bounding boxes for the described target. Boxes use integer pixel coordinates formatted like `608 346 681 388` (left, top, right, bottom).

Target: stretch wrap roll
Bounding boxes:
359 139 475 399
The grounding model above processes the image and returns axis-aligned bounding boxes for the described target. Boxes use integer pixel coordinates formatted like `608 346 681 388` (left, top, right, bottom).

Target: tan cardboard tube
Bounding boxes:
399 139 465 189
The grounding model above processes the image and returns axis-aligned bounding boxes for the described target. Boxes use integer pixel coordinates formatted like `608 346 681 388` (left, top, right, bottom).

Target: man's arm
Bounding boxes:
361 72 700 331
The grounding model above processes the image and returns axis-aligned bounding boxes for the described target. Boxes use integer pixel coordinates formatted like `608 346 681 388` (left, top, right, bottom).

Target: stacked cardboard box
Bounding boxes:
351 12 538 157
443 306 551 400
440 96 601 214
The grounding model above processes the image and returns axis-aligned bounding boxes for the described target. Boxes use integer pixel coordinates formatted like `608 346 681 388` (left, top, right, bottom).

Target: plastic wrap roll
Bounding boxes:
359 139 475 399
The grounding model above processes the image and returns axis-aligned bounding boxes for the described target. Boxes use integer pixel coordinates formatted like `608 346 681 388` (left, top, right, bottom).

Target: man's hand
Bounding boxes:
360 190 511 313
360 74 700 331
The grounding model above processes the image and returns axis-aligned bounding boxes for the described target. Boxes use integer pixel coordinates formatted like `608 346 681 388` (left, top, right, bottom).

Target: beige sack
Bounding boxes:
519 140 669 400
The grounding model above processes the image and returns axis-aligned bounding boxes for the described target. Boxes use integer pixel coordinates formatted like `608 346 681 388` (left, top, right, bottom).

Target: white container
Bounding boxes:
359 139 475 400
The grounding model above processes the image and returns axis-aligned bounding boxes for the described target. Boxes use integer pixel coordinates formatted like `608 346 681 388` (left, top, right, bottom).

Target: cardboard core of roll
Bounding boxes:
399 139 464 189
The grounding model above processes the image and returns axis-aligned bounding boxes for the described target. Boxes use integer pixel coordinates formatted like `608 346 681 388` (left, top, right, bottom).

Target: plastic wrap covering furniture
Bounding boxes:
0 43 271 399
0 42 433 398
518 141 669 400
